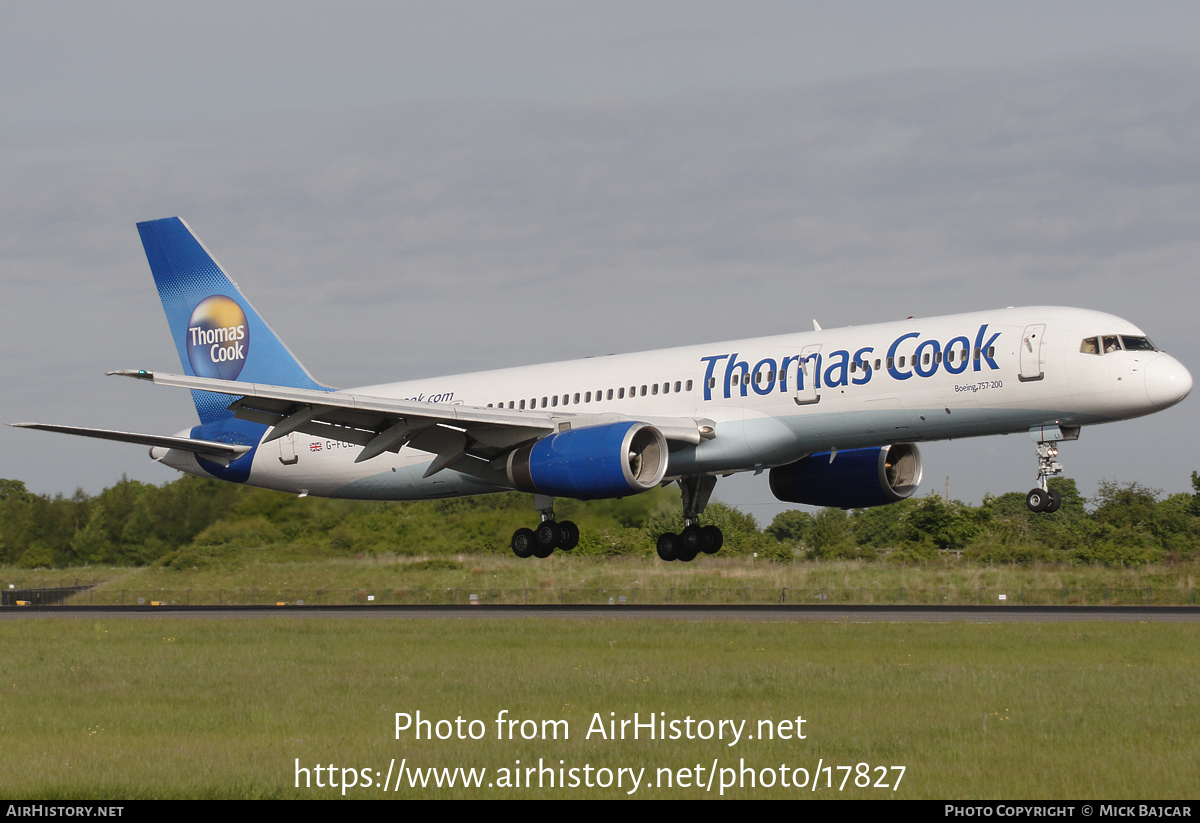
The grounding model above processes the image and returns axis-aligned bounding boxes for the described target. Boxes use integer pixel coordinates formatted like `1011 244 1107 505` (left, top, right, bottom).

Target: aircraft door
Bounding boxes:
794 344 822 406
1019 324 1046 382
278 433 298 465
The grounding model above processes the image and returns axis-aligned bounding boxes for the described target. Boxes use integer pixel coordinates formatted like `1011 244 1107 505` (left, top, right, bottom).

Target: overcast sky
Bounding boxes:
2 2 1198 522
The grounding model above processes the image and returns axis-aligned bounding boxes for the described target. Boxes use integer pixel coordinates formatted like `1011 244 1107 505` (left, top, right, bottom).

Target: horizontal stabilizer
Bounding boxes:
9 422 252 459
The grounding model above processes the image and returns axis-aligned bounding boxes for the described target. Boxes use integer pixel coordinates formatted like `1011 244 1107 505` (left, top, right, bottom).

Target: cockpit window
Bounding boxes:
1082 334 1157 355
1120 335 1156 351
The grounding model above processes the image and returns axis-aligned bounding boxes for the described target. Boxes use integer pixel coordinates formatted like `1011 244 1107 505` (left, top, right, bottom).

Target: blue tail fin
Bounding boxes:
137 217 330 424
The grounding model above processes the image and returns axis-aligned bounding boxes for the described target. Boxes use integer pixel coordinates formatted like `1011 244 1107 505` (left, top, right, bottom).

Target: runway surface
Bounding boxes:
2 604 1197 621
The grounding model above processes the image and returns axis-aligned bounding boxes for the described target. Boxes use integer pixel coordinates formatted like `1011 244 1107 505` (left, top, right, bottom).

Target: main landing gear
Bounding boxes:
1025 433 1066 513
511 495 579 559
656 476 724 562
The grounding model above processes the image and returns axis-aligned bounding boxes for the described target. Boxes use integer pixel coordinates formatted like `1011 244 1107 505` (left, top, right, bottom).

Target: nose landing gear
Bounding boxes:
1026 485 1060 513
1026 441 1062 513
1025 425 1079 513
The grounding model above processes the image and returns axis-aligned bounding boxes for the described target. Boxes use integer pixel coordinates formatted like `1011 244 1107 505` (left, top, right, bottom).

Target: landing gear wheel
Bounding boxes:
558 520 580 551
1044 489 1062 513
1026 488 1049 513
701 525 723 554
533 520 560 557
680 525 703 554
656 533 679 561
535 520 561 550
511 528 535 558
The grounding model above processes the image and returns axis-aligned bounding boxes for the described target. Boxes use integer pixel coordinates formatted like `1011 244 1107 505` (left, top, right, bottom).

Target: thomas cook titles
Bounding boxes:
699 323 1003 401
185 295 250 380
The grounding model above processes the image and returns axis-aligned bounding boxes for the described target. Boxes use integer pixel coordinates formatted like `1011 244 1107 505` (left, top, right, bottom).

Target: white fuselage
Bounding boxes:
159 306 1192 500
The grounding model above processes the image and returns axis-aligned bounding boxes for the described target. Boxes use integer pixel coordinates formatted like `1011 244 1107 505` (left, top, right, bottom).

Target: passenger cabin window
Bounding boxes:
520 400 526 410
686 379 693 391
618 387 625 399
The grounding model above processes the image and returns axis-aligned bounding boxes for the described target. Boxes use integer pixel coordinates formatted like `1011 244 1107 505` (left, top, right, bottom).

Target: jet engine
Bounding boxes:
506 421 668 499
768 444 923 509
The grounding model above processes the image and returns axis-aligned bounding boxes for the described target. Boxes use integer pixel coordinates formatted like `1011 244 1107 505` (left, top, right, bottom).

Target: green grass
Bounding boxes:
1 618 1196 799
4 556 1198 606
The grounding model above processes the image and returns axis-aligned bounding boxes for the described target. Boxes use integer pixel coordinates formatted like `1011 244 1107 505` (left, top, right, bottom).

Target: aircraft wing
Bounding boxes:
8 422 252 466
110 370 714 477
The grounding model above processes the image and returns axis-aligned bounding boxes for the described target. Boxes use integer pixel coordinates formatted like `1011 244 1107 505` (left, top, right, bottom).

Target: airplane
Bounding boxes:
12 217 1194 561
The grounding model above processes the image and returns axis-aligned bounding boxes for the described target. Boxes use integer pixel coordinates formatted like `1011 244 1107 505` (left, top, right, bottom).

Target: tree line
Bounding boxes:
1 472 1197 569
763 476 1200 565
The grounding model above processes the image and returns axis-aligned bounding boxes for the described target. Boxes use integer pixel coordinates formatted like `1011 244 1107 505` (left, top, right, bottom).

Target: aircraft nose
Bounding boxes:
1144 354 1193 410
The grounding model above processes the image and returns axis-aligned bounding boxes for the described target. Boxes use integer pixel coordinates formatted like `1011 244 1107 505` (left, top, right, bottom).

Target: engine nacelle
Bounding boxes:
506 421 668 499
768 444 923 509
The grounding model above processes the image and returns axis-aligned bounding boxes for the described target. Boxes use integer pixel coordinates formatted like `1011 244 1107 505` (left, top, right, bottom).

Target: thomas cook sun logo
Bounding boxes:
186 295 249 380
